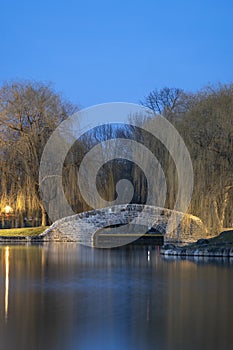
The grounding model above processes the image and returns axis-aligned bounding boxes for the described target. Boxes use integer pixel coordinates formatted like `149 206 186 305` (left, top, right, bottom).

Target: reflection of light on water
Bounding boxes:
147 249 150 262
147 297 150 322
5 246 9 321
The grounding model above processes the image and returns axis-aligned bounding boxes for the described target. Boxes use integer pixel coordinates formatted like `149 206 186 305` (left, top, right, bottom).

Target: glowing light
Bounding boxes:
4 205 13 214
5 246 10 321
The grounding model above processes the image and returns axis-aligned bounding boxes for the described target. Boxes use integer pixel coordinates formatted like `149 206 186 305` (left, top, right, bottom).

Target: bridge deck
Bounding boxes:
40 204 207 248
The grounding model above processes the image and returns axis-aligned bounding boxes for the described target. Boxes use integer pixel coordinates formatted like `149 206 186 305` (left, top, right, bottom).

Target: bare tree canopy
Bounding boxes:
142 87 187 117
0 81 77 226
0 81 232 231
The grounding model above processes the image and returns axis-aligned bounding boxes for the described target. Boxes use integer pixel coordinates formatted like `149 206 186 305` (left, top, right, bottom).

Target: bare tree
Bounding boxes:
142 87 187 118
0 81 77 226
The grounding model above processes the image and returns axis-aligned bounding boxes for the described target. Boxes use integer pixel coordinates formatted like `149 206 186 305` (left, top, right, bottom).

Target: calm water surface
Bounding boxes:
0 244 233 350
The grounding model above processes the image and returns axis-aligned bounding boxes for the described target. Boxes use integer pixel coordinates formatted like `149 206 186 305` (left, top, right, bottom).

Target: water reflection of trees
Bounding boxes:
0 245 233 349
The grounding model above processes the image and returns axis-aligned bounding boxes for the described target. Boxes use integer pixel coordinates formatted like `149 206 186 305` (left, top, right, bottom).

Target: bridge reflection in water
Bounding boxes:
0 244 233 350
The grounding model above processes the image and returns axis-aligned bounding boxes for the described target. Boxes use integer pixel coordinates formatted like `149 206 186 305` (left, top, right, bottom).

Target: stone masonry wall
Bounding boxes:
38 205 207 246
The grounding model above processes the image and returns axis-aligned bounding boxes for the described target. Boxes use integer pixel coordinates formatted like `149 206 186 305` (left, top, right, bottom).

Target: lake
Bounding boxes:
0 244 233 350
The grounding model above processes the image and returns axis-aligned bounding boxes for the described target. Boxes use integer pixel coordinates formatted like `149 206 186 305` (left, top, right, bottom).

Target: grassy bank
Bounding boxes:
187 230 233 249
0 227 48 237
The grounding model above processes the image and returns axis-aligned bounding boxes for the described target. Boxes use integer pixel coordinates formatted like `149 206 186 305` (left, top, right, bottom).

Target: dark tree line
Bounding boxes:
0 81 232 231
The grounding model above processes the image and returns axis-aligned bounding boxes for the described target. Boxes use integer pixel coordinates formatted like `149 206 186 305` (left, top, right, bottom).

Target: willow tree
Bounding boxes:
142 84 233 230
0 81 77 226
180 85 233 230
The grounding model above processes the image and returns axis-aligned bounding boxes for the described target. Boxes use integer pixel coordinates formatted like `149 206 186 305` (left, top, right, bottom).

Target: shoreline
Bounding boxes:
160 230 233 258
1 228 233 258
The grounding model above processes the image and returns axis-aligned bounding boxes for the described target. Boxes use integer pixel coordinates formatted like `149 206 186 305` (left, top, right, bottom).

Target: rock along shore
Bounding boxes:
161 230 233 258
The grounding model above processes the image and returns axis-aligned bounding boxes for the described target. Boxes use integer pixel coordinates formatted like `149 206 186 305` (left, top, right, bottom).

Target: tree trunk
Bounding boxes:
212 198 222 229
41 205 47 227
212 188 231 230
219 187 232 228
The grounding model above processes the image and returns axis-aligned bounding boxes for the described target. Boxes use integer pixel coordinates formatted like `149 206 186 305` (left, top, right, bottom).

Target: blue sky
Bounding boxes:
1 0 233 108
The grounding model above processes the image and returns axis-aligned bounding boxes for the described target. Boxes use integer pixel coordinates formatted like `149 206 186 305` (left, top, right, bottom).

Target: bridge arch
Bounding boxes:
40 204 207 248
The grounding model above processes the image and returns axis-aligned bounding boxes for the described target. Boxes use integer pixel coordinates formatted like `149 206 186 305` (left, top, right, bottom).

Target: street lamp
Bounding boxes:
4 206 13 215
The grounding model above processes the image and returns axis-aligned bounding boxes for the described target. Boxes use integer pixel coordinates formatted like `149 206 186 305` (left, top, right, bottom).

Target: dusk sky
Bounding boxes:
1 0 233 108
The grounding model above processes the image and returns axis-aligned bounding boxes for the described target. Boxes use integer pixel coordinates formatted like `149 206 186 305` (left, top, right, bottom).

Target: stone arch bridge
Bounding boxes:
39 204 207 248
